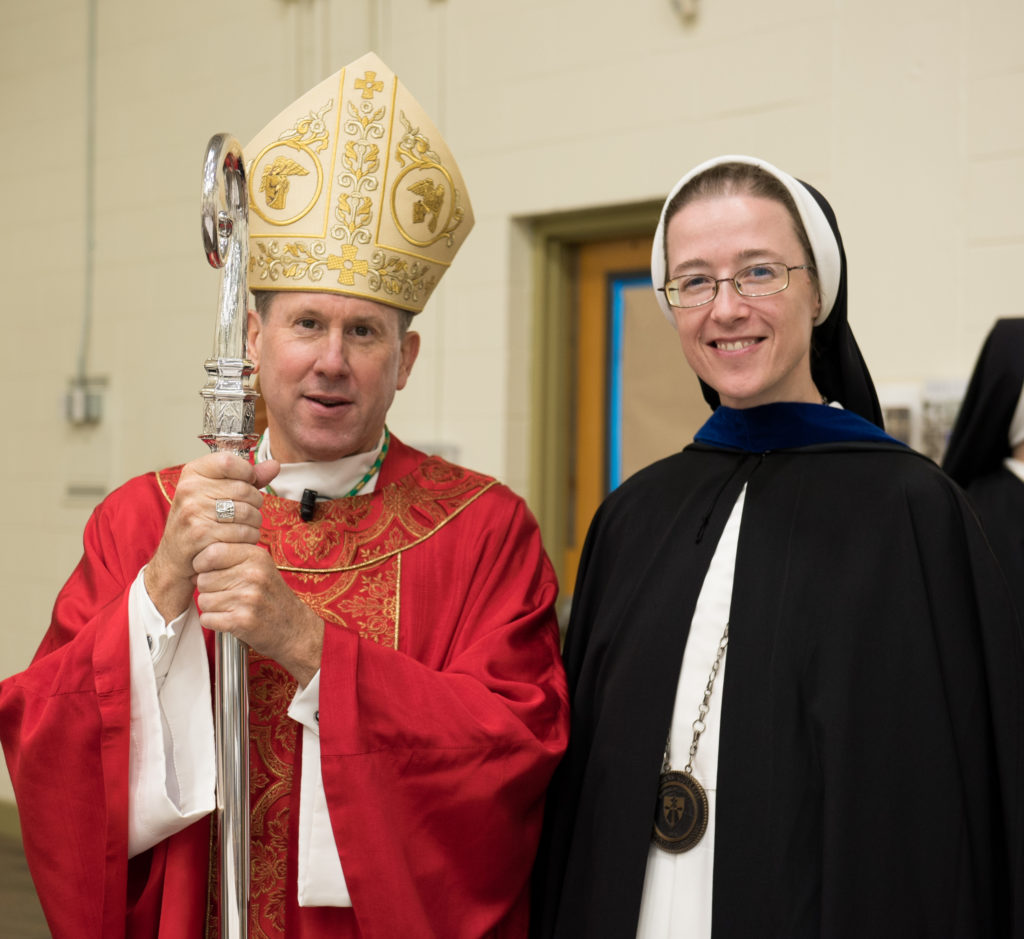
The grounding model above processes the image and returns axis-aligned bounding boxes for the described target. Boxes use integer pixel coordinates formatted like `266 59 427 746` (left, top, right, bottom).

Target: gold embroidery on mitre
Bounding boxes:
245 52 474 313
391 112 467 248
250 100 329 226
259 155 308 210
251 239 330 284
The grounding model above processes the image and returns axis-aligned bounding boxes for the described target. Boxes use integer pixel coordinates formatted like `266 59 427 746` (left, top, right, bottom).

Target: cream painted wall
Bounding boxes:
2 0 1021 807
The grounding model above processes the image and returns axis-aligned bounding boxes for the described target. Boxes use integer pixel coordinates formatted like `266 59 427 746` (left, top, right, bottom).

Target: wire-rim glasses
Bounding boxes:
659 262 815 309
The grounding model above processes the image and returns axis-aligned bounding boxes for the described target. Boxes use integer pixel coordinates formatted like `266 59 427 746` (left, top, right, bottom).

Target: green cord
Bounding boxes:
258 427 390 499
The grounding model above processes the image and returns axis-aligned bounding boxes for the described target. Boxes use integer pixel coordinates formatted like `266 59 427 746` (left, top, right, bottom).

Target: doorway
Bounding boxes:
567 235 708 589
526 205 709 606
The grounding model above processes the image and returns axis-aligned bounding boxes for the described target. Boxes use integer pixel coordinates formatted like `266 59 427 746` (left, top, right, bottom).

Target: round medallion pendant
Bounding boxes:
652 771 709 853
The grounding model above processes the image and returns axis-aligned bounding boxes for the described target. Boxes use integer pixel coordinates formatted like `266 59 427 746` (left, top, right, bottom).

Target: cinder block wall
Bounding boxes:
2 0 1021 804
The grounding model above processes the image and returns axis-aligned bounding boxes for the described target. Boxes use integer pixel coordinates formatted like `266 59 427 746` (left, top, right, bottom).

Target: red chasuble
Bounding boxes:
0 436 569 939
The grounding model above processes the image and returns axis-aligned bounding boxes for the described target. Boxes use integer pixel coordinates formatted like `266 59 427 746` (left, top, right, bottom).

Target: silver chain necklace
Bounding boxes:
652 622 729 853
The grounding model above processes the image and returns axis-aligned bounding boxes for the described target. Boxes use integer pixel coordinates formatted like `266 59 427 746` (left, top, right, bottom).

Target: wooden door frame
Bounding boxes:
524 200 663 597
567 238 654 585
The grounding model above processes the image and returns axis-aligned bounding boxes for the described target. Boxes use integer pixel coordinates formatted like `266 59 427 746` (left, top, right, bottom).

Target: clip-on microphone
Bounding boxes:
300 488 318 522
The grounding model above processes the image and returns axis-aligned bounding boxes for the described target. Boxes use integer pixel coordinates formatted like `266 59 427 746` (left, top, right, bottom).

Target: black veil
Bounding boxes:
942 317 1024 487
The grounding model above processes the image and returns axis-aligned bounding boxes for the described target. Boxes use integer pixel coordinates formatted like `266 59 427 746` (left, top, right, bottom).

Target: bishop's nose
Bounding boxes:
315 330 352 378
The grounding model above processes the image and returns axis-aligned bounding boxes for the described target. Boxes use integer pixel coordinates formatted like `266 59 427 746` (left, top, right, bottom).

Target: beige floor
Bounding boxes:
0 834 49 938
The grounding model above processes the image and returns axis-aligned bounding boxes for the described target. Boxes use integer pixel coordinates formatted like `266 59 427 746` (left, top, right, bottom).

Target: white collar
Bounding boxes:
255 430 386 501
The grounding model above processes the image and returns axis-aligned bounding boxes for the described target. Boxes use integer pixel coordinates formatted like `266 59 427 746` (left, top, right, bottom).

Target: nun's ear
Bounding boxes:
811 287 823 324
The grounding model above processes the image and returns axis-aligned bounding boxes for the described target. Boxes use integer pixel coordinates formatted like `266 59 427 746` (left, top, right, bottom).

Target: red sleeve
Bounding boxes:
0 475 170 938
318 486 569 938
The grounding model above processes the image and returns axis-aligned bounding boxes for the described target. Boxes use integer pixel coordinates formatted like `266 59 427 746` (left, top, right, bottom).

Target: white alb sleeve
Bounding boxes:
127 569 216 857
287 672 352 907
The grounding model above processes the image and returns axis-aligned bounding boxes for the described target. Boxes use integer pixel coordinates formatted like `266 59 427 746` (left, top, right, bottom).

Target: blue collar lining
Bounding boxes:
694 402 903 452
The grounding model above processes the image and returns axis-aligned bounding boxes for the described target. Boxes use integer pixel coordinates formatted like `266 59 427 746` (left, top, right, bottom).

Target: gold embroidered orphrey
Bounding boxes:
245 52 474 314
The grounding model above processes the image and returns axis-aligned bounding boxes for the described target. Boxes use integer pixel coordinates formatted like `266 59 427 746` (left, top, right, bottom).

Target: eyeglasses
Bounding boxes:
659 262 815 309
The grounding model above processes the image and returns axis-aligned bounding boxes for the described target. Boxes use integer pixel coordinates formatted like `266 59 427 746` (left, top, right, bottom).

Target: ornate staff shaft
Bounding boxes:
200 133 258 939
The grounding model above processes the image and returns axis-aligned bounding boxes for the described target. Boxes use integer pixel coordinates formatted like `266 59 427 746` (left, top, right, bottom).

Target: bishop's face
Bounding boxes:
247 292 419 463
664 194 822 409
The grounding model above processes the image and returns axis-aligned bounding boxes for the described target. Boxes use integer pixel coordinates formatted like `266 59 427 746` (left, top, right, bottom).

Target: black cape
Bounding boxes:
956 466 1024 621
531 411 1024 937
943 318 1024 618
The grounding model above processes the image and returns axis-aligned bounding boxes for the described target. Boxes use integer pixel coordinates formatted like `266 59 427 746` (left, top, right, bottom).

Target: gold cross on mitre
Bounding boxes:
355 70 384 99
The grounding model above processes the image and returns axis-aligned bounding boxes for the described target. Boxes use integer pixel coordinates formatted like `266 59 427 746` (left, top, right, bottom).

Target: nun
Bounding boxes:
531 156 1024 938
943 317 1024 618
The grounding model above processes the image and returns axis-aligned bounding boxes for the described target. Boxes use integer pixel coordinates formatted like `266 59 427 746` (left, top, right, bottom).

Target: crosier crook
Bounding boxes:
199 132 260 939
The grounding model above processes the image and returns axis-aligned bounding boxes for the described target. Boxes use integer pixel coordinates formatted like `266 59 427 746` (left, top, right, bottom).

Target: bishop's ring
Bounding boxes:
215 499 236 523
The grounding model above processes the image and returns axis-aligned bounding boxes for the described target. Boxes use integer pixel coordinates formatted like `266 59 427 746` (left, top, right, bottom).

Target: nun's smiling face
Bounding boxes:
665 193 821 409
